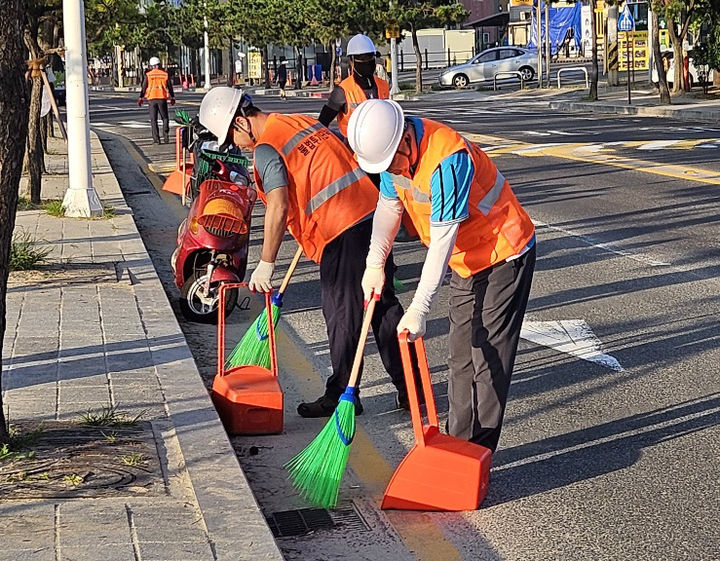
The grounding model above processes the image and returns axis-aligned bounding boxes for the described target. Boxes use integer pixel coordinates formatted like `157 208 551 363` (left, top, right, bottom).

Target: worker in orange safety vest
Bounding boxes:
348 99 537 453
319 34 389 139
198 87 414 418
138 56 175 144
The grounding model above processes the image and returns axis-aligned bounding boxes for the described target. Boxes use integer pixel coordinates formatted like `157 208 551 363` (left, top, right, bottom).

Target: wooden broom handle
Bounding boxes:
278 246 304 295
347 296 377 389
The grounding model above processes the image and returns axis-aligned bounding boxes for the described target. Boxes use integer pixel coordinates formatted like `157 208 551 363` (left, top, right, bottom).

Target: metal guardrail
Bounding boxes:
557 67 589 89
493 71 525 91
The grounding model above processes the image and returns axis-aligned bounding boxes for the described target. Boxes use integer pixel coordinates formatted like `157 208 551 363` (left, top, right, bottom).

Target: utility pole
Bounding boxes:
61 0 102 217
203 2 211 90
536 0 543 88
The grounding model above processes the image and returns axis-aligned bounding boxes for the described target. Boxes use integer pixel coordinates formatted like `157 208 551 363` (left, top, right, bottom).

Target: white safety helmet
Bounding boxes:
346 34 377 57
347 99 405 174
149 56 161 67
198 87 253 144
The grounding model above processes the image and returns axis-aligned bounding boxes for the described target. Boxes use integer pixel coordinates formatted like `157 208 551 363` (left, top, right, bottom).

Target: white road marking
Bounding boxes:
521 319 624 372
637 140 684 150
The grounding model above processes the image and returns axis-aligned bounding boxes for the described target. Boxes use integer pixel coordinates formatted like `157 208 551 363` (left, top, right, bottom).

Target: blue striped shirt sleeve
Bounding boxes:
379 171 399 199
429 151 473 224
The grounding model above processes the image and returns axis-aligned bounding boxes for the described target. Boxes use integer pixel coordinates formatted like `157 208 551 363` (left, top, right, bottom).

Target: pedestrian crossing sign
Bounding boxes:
618 6 634 31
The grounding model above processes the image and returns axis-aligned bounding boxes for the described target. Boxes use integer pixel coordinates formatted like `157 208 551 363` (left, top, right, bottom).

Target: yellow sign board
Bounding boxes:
248 51 262 80
619 30 649 71
511 0 533 6
385 24 400 39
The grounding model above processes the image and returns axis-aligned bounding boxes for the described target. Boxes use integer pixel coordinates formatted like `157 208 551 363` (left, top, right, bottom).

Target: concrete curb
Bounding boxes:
548 100 720 123
94 132 284 561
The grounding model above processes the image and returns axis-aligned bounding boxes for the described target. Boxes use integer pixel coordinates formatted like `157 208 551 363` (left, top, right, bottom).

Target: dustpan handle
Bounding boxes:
413 337 439 428
398 334 439 445
264 290 279 377
217 283 229 377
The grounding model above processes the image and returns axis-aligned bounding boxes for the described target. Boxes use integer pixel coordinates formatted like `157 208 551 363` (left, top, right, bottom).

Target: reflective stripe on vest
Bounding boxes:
336 76 390 137
390 119 535 278
281 122 325 156
477 170 505 215
145 69 169 100
305 168 366 215
253 113 378 262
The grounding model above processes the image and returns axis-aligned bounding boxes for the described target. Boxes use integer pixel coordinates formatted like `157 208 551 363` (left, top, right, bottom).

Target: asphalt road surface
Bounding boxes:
94 89 720 561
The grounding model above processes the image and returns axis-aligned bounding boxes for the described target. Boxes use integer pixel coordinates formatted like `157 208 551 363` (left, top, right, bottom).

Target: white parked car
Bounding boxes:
439 47 538 89
650 50 714 88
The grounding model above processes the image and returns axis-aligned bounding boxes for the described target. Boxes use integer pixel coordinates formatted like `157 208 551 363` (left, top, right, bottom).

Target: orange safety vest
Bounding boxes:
145 68 169 100
253 113 379 262
336 75 389 137
389 119 535 278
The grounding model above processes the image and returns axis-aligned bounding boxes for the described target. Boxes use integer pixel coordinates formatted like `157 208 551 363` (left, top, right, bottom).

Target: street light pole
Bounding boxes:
61 0 102 217
536 0 543 88
390 36 400 96
203 2 211 90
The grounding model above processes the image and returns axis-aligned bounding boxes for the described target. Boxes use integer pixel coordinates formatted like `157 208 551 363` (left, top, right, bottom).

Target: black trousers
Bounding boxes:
149 100 169 143
447 245 536 452
319 218 406 401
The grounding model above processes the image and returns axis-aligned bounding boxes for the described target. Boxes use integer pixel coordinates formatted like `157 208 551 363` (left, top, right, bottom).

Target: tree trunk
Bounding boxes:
25 75 44 204
589 0 599 100
295 47 303 90
667 19 683 93
652 9 671 104
24 22 45 203
0 0 30 444
263 45 270 88
412 27 423 94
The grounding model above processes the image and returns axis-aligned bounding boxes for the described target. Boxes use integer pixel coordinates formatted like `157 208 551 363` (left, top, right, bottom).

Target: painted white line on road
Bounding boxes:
637 140 684 150
526 131 552 136
534 219 671 267
521 319 623 372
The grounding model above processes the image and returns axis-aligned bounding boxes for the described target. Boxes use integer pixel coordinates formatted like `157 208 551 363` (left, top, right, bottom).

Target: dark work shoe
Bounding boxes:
395 388 425 411
298 394 363 418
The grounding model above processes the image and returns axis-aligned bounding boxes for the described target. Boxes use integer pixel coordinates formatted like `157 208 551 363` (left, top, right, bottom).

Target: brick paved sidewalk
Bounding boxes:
1 134 283 561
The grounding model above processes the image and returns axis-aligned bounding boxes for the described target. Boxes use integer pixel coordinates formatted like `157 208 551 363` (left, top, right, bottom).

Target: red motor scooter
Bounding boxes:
166 121 257 323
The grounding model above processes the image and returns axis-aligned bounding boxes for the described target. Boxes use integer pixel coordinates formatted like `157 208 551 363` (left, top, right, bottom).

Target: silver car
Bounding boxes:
439 47 538 89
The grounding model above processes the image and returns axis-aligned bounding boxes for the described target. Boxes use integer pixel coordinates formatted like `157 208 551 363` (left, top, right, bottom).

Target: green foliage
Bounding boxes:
388 0 468 33
44 200 64 217
79 405 145 427
9 230 51 271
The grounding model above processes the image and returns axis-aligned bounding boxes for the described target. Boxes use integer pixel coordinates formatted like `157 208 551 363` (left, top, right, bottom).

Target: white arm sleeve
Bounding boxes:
366 194 404 269
410 222 459 314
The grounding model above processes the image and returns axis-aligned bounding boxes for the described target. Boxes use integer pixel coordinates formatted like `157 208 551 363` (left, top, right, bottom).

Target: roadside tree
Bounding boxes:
389 0 468 93
0 0 30 444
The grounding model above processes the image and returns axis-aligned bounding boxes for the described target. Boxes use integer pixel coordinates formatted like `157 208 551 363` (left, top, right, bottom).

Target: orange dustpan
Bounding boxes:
212 284 283 435
161 126 194 200
382 334 492 511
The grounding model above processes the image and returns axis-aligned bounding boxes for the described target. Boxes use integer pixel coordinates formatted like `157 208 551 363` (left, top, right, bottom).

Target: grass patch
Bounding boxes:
44 200 65 217
10 230 51 271
120 453 146 467
64 473 84 486
78 404 145 428
0 444 36 463
101 205 116 219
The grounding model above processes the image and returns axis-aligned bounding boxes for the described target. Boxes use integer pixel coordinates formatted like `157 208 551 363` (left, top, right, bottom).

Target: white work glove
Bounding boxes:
397 307 427 342
248 260 275 293
361 266 385 303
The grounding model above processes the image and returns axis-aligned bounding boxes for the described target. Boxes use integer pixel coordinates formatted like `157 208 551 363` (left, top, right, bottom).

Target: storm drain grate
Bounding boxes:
266 505 370 538
266 508 335 537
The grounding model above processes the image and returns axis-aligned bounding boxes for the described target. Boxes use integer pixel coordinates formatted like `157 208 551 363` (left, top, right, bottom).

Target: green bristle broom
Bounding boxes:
225 246 303 370
285 295 378 508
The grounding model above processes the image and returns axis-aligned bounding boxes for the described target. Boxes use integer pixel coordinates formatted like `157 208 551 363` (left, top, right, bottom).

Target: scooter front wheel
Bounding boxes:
179 272 238 324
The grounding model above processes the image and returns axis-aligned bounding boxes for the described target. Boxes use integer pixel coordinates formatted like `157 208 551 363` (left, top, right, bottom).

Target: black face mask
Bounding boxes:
353 60 376 81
